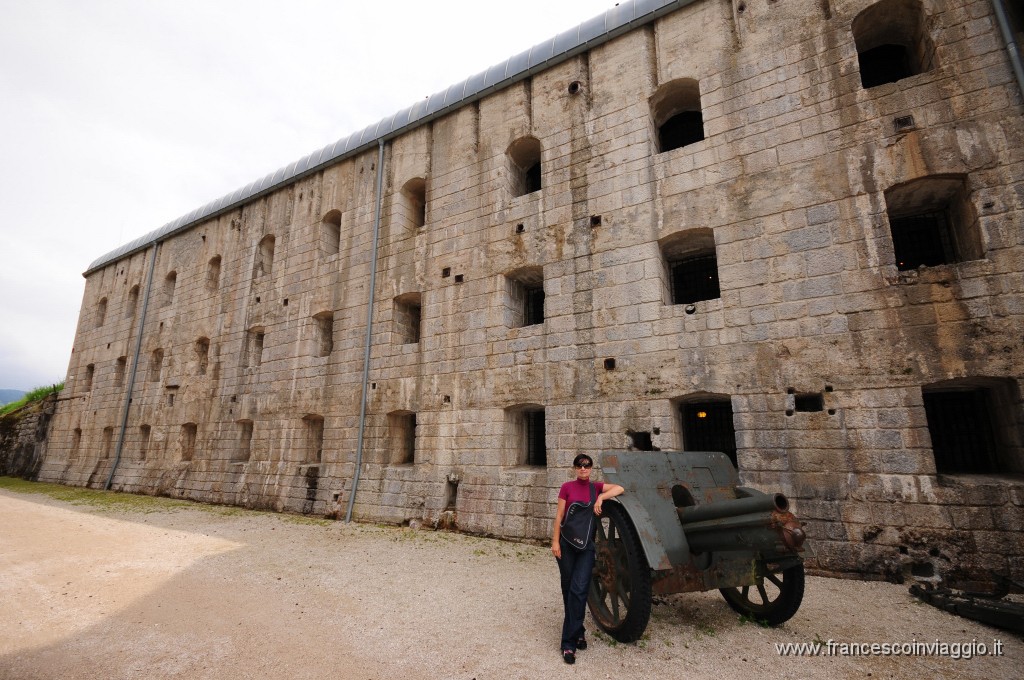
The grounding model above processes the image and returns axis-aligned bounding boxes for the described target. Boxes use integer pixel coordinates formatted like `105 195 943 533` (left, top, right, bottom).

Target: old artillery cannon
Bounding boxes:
587 451 807 642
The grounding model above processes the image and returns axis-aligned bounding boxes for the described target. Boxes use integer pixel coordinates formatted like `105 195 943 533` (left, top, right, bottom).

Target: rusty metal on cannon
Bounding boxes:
587 451 808 642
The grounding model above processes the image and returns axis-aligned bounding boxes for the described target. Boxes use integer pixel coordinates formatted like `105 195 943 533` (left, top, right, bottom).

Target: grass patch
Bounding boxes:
738 614 771 627
0 382 64 417
0 477 328 524
280 514 333 526
694 622 717 639
0 476 192 513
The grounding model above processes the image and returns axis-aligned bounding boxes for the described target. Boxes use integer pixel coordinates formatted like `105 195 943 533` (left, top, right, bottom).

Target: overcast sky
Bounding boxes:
0 0 619 391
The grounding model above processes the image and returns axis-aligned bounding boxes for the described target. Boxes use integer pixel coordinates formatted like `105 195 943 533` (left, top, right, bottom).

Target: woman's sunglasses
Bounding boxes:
574 462 593 469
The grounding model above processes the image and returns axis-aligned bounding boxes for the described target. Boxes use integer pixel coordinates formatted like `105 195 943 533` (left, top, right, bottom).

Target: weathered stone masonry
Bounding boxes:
38 0 1024 584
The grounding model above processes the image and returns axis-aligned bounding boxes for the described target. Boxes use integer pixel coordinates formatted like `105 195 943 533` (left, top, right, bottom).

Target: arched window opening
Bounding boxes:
235 420 253 462
102 426 114 458
180 423 197 462
83 364 95 392
313 312 333 357
139 424 151 460
149 349 164 382
195 337 210 376
95 298 107 328
115 356 127 388
245 327 265 368
303 414 325 464
163 272 177 308
401 178 427 230
884 175 981 270
507 136 542 197
126 285 139 321
321 210 342 256
650 78 705 153
253 235 275 280
660 228 721 305
853 0 935 89
207 256 222 290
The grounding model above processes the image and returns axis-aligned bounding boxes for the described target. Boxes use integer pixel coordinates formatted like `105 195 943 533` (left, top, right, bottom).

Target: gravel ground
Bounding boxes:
0 487 1020 680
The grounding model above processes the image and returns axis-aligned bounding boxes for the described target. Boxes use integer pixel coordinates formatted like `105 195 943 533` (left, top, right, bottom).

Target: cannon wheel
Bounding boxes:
719 563 805 626
587 501 652 643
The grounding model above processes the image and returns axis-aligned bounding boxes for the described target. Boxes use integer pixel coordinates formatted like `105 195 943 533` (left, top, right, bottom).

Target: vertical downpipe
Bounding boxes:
991 0 1024 103
346 139 386 522
106 242 160 490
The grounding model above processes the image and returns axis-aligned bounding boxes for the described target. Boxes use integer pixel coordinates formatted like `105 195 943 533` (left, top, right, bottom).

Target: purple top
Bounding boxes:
558 479 605 504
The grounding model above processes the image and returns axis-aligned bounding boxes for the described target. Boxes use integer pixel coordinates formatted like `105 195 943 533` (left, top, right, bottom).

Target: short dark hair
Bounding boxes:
573 454 593 468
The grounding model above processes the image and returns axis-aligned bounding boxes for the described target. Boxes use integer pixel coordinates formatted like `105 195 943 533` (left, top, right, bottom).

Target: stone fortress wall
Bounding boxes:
40 0 1024 584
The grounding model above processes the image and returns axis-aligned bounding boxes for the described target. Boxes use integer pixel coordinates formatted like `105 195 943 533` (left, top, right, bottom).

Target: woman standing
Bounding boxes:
551 453 625 664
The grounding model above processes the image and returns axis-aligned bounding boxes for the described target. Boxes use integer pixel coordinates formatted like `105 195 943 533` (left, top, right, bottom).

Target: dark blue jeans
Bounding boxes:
556 539 596 652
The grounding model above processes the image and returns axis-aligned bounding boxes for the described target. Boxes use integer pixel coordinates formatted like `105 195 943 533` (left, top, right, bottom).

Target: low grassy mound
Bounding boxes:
0 383 63 417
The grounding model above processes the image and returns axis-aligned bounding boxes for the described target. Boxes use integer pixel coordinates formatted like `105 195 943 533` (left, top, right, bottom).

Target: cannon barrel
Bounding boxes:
676 492 806 555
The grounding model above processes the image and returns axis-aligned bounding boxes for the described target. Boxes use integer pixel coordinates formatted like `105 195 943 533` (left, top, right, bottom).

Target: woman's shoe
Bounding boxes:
562 649 576 664
576 635 588 650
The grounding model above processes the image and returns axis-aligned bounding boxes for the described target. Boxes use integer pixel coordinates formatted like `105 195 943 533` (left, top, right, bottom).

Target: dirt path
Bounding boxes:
0 487 1019 679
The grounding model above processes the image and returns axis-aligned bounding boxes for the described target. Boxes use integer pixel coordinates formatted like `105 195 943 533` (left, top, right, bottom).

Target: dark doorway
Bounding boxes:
681 400 737 468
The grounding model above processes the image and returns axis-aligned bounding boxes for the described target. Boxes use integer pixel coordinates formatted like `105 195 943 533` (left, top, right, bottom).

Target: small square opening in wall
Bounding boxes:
516 223 525 233
442 267 451 278
590 215 602 227
454 274 464 283
628 431 655 451
893 115 915 132
604 358 616 370
795 393 824 412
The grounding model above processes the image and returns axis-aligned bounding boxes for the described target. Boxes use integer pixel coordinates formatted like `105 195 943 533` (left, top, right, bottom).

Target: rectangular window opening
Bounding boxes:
795 393 824 412
524 286 545 326
389 412 417 465
680 400 737 469
890 210 955 270
924 388 1009 474
304 416 324 464
180 423 197 462
139 424 151 460
670 254 721 305
237 420 253 462
524 410 546 467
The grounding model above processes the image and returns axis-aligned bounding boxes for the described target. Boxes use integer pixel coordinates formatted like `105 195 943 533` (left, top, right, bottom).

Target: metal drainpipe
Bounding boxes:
991 0 1024 103
106 242 160 490
346 139 386 522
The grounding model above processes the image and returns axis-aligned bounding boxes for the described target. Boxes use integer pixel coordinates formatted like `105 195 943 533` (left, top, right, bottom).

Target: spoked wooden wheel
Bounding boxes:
587 502 652 642
719 563 805 626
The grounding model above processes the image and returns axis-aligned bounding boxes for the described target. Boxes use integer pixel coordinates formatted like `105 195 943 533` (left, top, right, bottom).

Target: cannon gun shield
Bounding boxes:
587 450 807 640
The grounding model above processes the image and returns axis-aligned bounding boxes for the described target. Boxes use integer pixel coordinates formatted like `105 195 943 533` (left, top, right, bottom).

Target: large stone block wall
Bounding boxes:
40 0 1024 584
0 394 57 478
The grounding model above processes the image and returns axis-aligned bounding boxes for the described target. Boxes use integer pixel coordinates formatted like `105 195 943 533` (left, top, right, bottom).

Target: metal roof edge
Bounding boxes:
83 0 695 276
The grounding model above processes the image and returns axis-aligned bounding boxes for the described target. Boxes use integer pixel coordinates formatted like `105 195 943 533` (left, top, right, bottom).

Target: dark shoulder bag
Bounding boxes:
560 483 597 551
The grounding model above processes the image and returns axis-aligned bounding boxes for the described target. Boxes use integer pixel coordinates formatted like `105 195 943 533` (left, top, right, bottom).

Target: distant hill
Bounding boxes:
0 389 28 406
